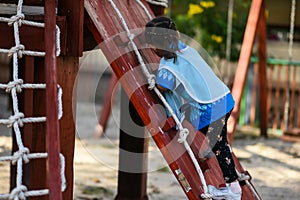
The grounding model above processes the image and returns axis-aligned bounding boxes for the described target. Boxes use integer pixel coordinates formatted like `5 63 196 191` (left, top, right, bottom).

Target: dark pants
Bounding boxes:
200 112 238 183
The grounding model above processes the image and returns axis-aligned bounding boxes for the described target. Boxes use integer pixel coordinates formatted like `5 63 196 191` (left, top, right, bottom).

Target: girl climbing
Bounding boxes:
145 16 242 200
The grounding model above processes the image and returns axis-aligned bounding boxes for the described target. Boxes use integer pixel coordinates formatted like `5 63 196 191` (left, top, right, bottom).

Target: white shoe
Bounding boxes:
208 184 242 200
237 172 250 181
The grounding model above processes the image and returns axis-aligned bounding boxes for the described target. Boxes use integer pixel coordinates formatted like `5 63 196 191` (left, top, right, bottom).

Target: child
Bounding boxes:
145 16 242 200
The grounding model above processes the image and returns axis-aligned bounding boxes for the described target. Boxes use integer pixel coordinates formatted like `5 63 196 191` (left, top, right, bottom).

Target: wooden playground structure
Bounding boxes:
0 0 298 199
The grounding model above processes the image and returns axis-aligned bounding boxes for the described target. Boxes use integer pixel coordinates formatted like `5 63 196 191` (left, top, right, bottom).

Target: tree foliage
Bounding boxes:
169 0 251 61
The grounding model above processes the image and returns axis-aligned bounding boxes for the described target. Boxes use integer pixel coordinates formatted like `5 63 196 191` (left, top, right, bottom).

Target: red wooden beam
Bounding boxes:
0 17 66 55
0 0 53 6
94 73 118 138
227 0 263 144
58 0 84 56
44 0 62 199
93 0 165 138
257 1 268 138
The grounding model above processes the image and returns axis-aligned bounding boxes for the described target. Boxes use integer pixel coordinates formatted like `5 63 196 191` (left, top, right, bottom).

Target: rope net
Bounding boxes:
0 1 65 199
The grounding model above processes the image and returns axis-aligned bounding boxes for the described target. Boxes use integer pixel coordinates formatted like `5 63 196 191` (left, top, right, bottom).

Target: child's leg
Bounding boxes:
200 113 238 183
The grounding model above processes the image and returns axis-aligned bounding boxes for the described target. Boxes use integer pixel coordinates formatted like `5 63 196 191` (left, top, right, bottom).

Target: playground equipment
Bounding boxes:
230 0 299 141
0 0 81 199
0 0 272 199
85 0 260 199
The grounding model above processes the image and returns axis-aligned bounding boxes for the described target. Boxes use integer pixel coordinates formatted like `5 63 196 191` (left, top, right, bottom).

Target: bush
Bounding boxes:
170 0 251 61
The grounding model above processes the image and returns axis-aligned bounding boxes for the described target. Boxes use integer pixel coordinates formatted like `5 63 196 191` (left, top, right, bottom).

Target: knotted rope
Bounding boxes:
0 1 65 199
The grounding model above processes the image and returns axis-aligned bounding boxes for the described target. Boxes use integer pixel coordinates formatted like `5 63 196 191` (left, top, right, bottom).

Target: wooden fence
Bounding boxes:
238 57 300 135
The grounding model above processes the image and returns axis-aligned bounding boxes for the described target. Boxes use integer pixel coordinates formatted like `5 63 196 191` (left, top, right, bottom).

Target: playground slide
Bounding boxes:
84 0 260 199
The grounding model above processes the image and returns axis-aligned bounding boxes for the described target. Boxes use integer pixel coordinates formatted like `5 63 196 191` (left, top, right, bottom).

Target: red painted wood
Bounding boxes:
0 0 55 6
0 17 66 55
95 73 118 137
58 0 84 56
56 56 78 200
257 1 268 138
233 154 262 200
85 0 260 199
44 0 62 199
227 0 263 143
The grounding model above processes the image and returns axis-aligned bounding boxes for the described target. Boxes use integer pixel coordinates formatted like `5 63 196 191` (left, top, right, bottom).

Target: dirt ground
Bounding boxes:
73 129 300 200
1 102 300 199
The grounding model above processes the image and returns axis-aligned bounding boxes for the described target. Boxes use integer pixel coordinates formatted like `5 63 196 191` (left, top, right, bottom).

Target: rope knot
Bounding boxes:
8 13 25 26
6 79 23 93
200 193 213 199
147 74 156 90
12 147 30 165
8 45 25 58
129 33 135 40
9 185 27 200
237 172 250 181
8 112 25 128
177 128 189 143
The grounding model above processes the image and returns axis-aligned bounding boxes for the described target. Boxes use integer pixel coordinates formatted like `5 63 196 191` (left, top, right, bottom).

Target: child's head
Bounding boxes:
145 16 179 62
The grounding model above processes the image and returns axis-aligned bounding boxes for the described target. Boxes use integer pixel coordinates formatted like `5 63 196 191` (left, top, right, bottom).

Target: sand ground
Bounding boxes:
1 102 300 199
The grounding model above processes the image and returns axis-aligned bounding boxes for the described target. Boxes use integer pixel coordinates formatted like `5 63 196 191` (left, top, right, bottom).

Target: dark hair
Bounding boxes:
145 16 179 63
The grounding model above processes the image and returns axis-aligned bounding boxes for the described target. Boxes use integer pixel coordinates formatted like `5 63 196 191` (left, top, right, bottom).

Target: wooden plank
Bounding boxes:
148 4 165 16
95 73 118 138
257 1 268 138
281 65 289 130
267 64 274 131
58 0 84 56
45 0 62 198
250 63 258 126
273 65 281 130
227 0 263 143
56 56 78 200
281 134 300 143
24 57 48 200
0 0 53 6
0 3 45 15
0 16 66 55
289 65 297 129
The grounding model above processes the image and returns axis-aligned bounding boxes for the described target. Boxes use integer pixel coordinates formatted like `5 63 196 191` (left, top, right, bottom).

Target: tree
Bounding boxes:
170 0 250 61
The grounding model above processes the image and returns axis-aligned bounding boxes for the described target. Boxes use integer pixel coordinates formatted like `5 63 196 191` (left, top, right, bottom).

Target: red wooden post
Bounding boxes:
257 1 268 138
227 0 263 144
44 0 62 199
56 57 79 200
94 73 118 138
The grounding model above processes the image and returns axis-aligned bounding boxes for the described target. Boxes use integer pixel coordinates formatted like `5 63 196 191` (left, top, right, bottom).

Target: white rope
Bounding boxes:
0 1 65 199
288 0 296 62
135 0 153 20
235 170 261 200
108 0 211 198
146 0 168 8
0 18 61 56
283 0 296 130
224 0 234 80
